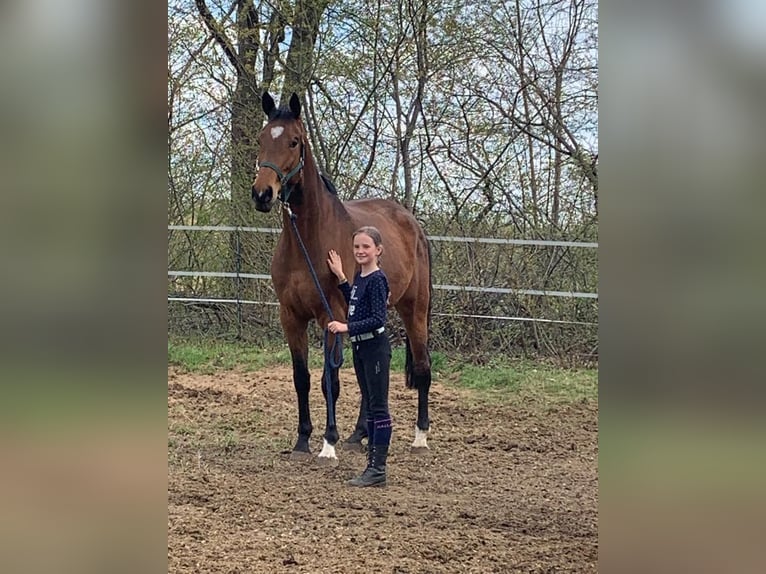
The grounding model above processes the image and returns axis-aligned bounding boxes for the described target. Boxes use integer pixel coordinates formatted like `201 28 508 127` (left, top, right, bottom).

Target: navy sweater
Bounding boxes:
339 269 389 337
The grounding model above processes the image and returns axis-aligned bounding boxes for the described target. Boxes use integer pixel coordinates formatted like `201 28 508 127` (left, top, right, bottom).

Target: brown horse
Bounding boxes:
251 92 432 465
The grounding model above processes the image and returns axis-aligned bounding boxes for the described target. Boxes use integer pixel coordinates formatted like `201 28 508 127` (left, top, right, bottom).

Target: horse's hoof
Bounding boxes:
410 446 430 455
344 441 366 453
289 450 312 462
346 430 367 442
316 456 339 468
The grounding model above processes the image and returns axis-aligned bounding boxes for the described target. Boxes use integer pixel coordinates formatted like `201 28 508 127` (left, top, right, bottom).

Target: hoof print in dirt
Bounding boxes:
315 456 339 468
343 441 366 453
289 450 312 462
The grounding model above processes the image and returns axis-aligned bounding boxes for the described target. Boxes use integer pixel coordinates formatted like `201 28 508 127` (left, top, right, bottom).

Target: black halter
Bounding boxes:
258 142 305 204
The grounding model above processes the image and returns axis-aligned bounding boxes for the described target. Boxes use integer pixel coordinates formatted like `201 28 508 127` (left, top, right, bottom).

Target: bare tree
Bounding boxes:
194 0 269 226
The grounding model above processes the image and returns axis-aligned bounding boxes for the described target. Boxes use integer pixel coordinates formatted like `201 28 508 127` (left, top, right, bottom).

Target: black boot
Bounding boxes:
347 444 388 487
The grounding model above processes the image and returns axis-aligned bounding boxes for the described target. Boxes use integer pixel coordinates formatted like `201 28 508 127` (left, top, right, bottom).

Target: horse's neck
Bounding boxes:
282 157 346 258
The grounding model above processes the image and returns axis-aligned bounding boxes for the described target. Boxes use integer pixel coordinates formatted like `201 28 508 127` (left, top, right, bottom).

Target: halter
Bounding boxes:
258 141 305 204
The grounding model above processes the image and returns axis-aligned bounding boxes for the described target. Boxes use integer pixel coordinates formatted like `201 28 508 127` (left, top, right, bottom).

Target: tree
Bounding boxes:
188 0 332 282
168 0 599 356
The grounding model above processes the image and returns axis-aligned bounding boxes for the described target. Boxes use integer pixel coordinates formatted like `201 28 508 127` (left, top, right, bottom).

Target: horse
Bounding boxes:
251 91 432 466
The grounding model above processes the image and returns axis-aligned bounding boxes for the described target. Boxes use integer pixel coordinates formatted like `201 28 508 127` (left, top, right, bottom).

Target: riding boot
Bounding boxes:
347 443 388 487
366 417 375 452
364 441 375 469
347 442 374 486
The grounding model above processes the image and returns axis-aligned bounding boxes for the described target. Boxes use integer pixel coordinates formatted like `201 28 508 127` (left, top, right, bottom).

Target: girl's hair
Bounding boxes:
352 226 383 247
353 226 384 263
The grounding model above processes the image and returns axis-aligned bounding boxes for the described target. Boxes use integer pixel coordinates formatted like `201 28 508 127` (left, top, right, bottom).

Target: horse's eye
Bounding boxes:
290 139 299 148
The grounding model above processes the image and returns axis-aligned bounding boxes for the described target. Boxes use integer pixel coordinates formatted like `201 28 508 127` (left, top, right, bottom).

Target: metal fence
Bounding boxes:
168 225 598 360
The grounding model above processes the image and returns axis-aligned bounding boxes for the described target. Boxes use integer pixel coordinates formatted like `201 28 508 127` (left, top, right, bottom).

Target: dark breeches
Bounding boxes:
352 334 391 420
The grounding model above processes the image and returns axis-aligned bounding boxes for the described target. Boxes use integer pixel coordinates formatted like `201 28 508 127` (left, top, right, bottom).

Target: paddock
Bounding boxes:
167 365 597 573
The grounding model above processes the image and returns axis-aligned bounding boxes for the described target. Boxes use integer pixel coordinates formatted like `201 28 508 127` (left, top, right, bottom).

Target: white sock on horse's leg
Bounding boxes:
318 439 338 460
411 426 428 449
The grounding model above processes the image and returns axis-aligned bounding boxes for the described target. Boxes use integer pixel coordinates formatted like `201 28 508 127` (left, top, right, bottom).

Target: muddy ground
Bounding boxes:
168 366 598 573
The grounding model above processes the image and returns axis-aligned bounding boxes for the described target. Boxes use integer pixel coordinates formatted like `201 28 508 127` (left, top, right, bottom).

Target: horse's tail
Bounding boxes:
426 234 433 333
405 228 432 389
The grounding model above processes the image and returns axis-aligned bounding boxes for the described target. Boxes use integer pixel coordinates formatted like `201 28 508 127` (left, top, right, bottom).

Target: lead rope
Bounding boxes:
283 202 343 429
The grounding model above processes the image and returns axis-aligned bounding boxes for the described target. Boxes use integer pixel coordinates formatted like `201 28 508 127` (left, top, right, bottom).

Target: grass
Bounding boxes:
444 359 598 403
168 336 596 404
168 339 287 373
168 337 449 375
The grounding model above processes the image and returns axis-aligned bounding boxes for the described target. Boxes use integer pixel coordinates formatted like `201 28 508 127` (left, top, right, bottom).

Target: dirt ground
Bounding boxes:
168 366 598 573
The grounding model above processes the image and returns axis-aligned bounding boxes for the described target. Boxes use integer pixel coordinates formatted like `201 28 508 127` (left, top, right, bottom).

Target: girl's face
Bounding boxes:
353 233 382 266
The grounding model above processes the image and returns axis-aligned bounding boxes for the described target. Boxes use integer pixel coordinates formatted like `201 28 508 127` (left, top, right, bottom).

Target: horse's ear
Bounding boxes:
289 93 301 117
262 92 276 117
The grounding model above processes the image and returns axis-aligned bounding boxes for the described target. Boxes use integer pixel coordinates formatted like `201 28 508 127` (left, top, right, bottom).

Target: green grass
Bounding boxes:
168 339 285 373
390 347 448 374
168 337 596 404
168 337 449 375
442 358 597 403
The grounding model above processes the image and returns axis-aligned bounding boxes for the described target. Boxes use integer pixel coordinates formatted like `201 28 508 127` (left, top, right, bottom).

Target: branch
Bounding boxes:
194 0 246 76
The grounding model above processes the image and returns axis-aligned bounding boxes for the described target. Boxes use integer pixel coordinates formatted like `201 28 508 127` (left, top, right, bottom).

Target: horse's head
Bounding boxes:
252 92 305 212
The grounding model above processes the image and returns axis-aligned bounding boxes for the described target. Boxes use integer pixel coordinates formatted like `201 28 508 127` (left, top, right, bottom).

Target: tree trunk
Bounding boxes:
194 0 282 290
281 0 330 102
230 1 261 228
551 68 563 227
515 0 539 229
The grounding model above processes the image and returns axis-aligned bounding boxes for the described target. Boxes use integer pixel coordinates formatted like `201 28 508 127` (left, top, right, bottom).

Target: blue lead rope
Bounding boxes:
284 204 343 429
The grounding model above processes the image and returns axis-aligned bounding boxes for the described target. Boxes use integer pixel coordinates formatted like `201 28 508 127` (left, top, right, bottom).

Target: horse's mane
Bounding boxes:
320 173 338 196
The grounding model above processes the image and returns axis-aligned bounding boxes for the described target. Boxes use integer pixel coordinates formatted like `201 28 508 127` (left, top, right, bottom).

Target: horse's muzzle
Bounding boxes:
252 185 274 212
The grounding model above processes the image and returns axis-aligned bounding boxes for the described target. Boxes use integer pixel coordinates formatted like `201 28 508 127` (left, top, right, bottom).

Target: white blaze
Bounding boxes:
270 126 284 139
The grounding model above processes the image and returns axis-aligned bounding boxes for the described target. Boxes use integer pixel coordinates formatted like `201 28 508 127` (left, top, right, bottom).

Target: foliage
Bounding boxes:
168 221 598 364
168 0 598 364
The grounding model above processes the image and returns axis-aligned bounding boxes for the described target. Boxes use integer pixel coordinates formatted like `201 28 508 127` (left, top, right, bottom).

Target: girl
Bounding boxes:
327 226 392 487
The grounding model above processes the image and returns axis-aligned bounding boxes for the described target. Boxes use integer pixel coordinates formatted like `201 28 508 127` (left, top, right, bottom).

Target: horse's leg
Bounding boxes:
344 382 369 452
322 306 366 452
316 329 342 467
398 297 432 454
282 310 313 461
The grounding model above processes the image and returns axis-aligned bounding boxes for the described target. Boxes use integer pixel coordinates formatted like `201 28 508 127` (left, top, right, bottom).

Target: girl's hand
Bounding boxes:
327 249 344 279
327 320 348 334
